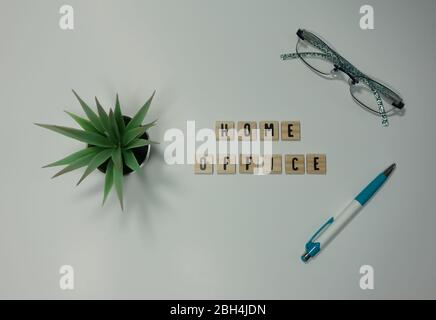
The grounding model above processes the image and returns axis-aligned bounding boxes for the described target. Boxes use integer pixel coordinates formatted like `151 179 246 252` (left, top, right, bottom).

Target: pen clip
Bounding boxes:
309 217 334 243
302 217 335 262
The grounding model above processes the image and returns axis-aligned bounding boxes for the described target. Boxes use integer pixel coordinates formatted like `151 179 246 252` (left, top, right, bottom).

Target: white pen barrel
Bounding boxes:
316 200 362 249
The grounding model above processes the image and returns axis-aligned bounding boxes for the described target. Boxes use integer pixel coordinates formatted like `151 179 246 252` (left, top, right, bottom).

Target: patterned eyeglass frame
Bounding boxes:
281 29 405 127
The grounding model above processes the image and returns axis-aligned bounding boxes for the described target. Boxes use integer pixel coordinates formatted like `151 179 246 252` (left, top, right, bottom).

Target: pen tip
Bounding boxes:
301 253 311 263
383 163 396 177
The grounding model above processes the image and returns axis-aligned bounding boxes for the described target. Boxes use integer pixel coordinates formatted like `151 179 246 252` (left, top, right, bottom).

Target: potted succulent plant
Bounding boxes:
36 90 158 210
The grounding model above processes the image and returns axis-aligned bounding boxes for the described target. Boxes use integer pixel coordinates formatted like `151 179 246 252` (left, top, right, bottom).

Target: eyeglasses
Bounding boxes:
281 29 405 127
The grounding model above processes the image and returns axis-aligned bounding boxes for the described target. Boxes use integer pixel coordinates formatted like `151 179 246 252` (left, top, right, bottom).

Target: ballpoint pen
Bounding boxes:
301 163 396 263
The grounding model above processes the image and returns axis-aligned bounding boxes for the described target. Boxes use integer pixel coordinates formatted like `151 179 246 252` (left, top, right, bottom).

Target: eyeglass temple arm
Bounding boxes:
365 78 405 109
368 82 389 126
280 52 334 62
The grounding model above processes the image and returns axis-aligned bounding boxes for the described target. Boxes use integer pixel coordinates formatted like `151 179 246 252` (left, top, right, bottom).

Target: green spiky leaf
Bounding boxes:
95 97 111 132
109 109 120 141
96 98 119 144
123 150 140 171
64 111 100 134
111 147 123 170
102 161 114 205
72 90 105 133
125 91 155 131
122 126 147 146
77 149 114 185
113 161 124 210
143 119 158 131
51 153 95 178
114 94 125 133
125 138 158 150
43 147 101 168
35 124 114 147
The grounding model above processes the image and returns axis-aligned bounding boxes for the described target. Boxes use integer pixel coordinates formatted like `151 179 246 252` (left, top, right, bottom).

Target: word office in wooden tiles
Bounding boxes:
195 121 326 175
195 154 326 175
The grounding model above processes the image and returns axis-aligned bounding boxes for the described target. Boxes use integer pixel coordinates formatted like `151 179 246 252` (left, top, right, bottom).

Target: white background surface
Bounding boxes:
0 0 435 299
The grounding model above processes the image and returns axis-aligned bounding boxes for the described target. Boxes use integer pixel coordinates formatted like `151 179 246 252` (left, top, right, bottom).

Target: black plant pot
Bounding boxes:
89 116 150 176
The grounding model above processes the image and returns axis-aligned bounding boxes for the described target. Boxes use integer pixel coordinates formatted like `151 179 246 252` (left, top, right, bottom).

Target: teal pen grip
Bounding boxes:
355 173 386 206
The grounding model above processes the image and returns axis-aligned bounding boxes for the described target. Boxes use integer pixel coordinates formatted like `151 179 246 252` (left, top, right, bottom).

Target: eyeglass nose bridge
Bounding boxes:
333 64 359 85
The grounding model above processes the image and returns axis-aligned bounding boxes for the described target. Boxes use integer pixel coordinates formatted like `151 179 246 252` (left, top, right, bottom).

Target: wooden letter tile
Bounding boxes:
285 155 305 174
281 121 301 141
259 121 279 141
215 121 235 141
255 154 282 174
237 121 258 140
217 155 236 174
239 154 255 174
306 154 326 174
194 155 214 174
